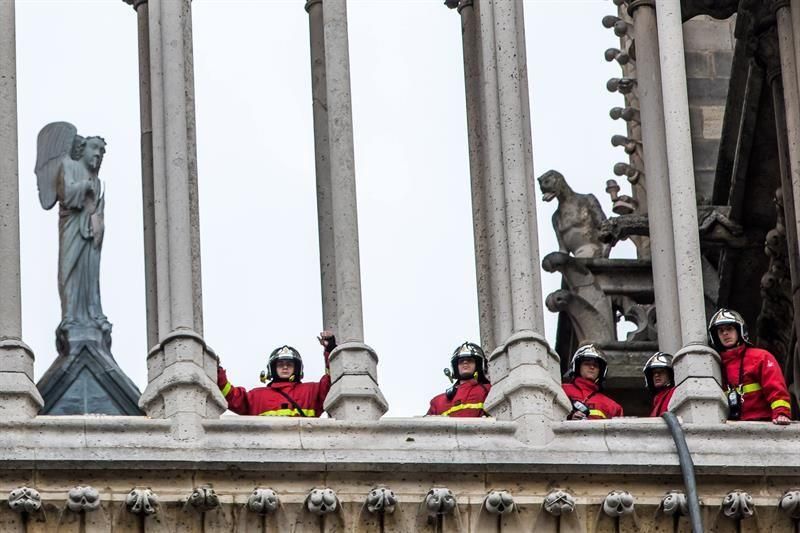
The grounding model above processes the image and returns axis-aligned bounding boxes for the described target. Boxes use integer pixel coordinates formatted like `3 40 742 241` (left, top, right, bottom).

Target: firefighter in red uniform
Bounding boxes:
643 352 675 417
562 344 623 420
708 309 792 425
426 342 491 417
216 332 335 417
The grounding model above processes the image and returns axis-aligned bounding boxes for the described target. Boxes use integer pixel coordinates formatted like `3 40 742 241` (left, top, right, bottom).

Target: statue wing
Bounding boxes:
35 122 77 210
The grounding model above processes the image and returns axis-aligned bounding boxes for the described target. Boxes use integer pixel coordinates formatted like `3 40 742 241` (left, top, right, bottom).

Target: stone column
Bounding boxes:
475 0 570 444
626 0 682 354
138 0 226 430
655 0 726 423
125 0 159 350
305 0 338 332
451 0 495 351
319 0 388 420
0 0 44 419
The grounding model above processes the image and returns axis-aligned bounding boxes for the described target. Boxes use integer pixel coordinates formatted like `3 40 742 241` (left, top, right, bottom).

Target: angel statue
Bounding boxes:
35 122 111 356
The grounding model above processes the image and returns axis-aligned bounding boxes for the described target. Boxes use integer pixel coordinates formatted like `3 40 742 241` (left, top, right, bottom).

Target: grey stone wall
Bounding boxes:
684 15 736 204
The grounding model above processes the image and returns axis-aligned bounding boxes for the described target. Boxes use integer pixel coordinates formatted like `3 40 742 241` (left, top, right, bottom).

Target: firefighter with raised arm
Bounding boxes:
562 344 623 420
216 332 336 417
427 342 491 417
643 352 675 417
708 309 792 425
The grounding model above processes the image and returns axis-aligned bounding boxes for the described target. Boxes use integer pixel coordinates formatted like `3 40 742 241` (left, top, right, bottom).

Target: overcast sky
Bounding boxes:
15 0 631 417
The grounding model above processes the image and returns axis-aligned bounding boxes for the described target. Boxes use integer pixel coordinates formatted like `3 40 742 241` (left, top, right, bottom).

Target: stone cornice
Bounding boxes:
1 416 800 476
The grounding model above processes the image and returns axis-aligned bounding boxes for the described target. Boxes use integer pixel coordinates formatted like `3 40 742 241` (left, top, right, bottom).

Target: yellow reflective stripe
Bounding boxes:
441 402 484 417
221 382 232 398
741 383 762 394
588 409 607 419
258 408 315 417
771 399 791 410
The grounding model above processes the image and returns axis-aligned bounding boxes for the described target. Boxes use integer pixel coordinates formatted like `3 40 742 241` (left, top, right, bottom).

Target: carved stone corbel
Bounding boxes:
8 487 42 514
779 489 800 519
185 486 219 513
365 487 396 515
306 488 338 516
722 490 754 519
603 490 635 517
543 489 576 516
247 488 279 515
66 486 101 513
661 490 688 516
425 488 456 516
126 488 158 516
483 490 514 515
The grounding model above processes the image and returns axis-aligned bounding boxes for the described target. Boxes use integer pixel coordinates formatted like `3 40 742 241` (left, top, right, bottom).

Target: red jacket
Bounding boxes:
720 344 791 421
562 377 623 419
217 351 331 417
649 387 675 417
427 380 491 417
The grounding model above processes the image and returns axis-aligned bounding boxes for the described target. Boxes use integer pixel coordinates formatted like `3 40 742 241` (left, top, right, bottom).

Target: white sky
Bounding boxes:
15 0 633 417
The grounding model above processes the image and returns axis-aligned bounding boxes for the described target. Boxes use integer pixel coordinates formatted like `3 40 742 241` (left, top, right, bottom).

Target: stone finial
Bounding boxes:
610 106 640 123
606 179 637 215
603 490 635 517
611 135 639 155
8 487 42 514
366 487 397 514
543 489 576 516
613 162 644 184
307 488 338 516
605 48 631 65
425 488 456 516
247 488 279 515
67 486 101 513
779 490 800 519
606 78 637 95
186 486 219 512
484 490 514 515
661 491 688 516
126 488 158 516
722 490 754 519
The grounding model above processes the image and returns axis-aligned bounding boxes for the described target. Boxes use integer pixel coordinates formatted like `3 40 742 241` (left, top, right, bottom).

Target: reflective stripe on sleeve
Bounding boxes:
258 408 316 417
588 409 607 419
441 402 484 417
771 399 791 411
221 382 232 398
741 383 762 394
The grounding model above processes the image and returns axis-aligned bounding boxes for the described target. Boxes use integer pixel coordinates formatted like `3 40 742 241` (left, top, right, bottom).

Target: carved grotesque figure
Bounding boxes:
538 170 610 258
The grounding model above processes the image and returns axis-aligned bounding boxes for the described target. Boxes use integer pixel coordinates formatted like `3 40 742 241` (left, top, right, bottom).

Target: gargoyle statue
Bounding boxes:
538 169 610 258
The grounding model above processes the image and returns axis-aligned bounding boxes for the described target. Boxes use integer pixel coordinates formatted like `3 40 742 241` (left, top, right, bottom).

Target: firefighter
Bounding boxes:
562 344 623 420
643 352 675 417
426 342 491 417
216 332 335 417
708 309 792 425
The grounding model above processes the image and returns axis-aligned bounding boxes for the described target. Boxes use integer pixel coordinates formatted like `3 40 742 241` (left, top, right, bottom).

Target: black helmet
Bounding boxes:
707 308 750 350
447 341 489 383
262 345 303 382
569 344 608 386
643 352 674 393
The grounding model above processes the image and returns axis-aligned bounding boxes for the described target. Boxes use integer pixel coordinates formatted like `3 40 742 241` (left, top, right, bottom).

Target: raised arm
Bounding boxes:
217 365 251 415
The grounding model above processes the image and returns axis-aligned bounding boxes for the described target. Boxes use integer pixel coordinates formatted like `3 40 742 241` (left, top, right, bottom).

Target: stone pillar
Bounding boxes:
138 0 226 430
319 0 388 420
125 0 159 350
655 0 726 423
627 0 682 355
305 0 338 332
452 0 495 351
0 0 44 419
474 0 570 444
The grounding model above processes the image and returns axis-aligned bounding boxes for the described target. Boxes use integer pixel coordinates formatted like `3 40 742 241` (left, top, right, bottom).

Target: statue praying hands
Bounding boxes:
35 122 112 356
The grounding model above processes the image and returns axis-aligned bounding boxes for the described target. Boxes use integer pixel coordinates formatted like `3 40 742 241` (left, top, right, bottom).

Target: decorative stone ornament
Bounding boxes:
484 490 514 515
306 488 338 515
425 488 456 516
603 490 635 517
66 486 101 513
247 488 279 515
661 490 688 516
8 487 42 514
186 486 219 512
365 487 397 514
125 488 158 516
780 490 800 520
722 490 754 519
543 489 576 516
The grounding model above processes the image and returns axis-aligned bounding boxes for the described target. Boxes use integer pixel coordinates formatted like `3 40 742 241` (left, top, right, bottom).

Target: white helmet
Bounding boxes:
707 308 750 350
642 352 673 392
569 344 608 385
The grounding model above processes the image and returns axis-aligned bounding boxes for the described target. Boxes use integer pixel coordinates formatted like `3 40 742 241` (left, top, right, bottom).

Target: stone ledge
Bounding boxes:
0 416 798 475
